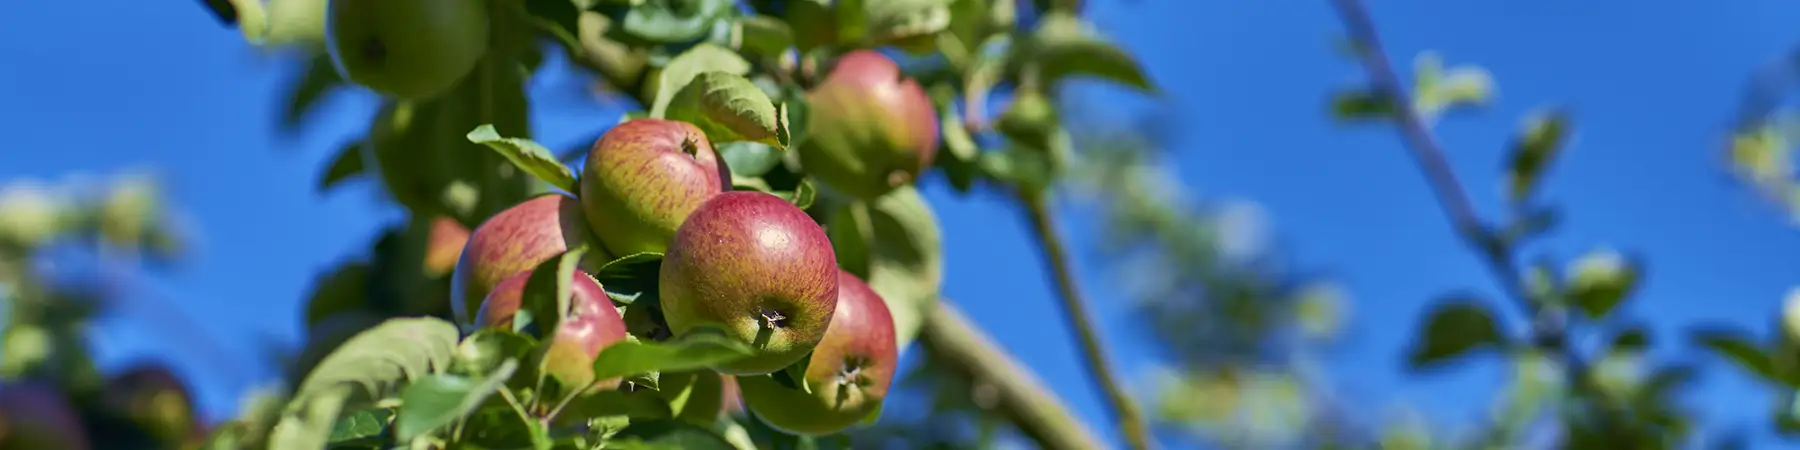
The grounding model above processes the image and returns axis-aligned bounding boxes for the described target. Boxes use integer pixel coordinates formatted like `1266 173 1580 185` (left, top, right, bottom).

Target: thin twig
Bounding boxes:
1328 0 1612 440
1019 191 1153 450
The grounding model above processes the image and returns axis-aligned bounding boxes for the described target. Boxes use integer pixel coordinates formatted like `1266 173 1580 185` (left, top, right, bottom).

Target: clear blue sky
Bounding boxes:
4 0 1800 447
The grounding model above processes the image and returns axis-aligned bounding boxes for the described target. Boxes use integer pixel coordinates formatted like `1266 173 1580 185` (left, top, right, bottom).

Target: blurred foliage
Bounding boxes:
0 173 209 449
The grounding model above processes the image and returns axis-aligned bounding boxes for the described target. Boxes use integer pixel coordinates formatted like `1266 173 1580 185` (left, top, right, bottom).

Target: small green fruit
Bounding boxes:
660 191 839 375
0 382 89 450
738 270 898 436
579 119 728 256
475 270 628 393
103 364 199 445
325 0 489 100
450 194 607 327
799 50 940 200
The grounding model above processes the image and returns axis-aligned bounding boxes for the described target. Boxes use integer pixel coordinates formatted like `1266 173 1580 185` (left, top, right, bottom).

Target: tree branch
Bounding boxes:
1018 191 1153 450
918 300 1108 450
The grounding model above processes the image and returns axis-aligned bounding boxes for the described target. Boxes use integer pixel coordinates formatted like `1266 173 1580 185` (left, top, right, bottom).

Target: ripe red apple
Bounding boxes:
738 270 898 435
579 119 728 256
659 191 839 375
0 382 90 450
325 0 489 100
799 50 940 200
476 270 628 393
450 194 607 327
102 364 199 445
424 216 471 278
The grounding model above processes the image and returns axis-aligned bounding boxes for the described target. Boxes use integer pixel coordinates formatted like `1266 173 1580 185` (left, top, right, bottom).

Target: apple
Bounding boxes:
102 364 199 445
475 270 628 394
325 0 490 100
738 270 897 435
424 216 471 278
450 194 607 327
579 118 728 256
659 191 839 375
0 382 90 450
798 50 941 200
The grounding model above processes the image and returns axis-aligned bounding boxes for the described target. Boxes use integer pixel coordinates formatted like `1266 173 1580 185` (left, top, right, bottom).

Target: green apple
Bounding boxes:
738 270 897 435
325 0 489 100
579 119 728 256
799 50 941 200
476 270 629 395
450 194 607 327
659 191 839 375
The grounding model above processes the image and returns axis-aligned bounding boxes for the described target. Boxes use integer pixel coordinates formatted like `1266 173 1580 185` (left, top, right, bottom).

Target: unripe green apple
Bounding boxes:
450 194 607 327
738 270 897 435
579 119 729 256
0 382 90 450
475 270 628 393
659 191 839 375
325 0 490 101
102 364 199 445
424 216 471 278
799 50 941 200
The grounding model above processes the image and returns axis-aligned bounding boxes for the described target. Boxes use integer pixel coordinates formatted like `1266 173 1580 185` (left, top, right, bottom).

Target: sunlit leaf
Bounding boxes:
664 72 791 150
467 124 578 193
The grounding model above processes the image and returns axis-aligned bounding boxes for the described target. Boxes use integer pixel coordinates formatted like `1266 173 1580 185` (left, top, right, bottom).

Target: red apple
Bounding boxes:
659 191 839 375
424 216 471 278
579 119 728 256
103 364 200 445
450 194 607 327
475 270 628 393
799 50 940 200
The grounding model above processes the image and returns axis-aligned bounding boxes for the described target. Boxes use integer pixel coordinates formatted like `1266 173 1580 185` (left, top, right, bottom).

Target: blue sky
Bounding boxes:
5 0 1800 447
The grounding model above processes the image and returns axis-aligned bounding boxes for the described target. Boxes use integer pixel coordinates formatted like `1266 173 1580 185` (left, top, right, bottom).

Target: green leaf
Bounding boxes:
608 0 735 45
1330 89 1395 123
594 252 664 305
453 329 538 377
1019 12 1152 91
269 386 351 450
199 0 240 25
467 124 579 193
1406 295 1508 370
1411 53 1494 119
1610 324 1652 353
772 178 818 210
591 328 754 380
610 420 740 450
1691 326 1779 383
650 43 753 118
664 72 791 151
327 407 394 444
1505 108 1572 203
718 142 783 179
395 359 520 441
1566 248 1640 319
290 317 462 402
826 187 943 352
282 53 344 131
302 262 371 329
734 16 794 56
318 140 368 193
862 0 954 45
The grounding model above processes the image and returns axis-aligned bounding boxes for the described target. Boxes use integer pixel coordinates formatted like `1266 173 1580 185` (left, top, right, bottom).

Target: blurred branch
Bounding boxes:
918 300 1107 450
1329 0 1616 440
1019 190 1154 450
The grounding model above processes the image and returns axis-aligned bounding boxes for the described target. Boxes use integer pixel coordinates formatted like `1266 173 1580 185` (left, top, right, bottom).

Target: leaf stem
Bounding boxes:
1018 191 1152 450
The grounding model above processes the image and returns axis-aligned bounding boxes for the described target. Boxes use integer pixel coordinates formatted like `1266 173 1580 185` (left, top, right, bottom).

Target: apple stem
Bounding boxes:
1019 191 1153 450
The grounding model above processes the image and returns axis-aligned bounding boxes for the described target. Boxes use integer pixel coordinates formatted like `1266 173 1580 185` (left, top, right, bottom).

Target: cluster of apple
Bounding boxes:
436 57 940 437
